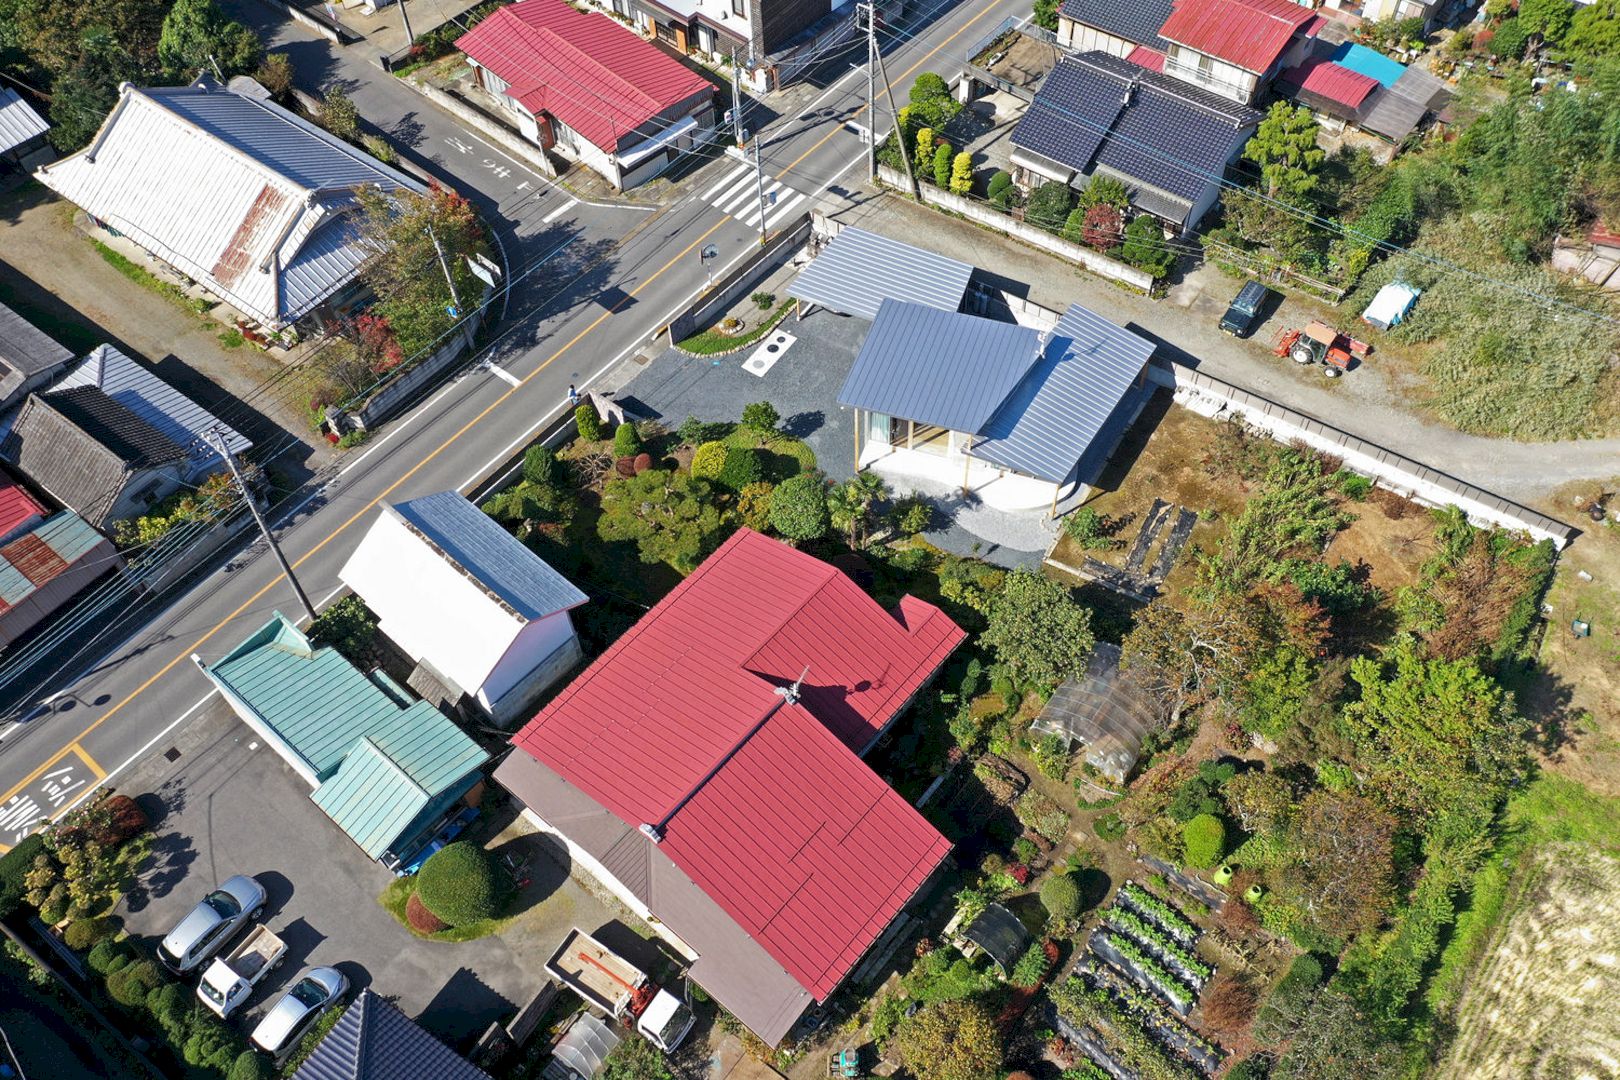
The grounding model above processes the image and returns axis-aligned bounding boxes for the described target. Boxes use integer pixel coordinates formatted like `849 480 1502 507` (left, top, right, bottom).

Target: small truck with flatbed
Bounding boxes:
545 928 695 1053
197 923 286 1018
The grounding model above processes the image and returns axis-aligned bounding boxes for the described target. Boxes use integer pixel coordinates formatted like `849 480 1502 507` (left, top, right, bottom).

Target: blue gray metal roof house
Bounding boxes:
292 989 491 1080
52 345 251 481
35 75 425 329
1010 52 1261 226
199 612 490 862
973 302 1156 483
0 300 73 412
390 491 588 621
788 227 974 321
1057 0 1173 49
839 299 1155 486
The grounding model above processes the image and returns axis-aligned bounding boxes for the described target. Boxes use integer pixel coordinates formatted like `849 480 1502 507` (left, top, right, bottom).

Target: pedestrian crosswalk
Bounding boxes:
700 161 810 231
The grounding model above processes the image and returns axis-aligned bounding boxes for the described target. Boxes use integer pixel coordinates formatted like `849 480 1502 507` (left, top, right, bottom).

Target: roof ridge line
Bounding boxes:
386 503 527 624
350 734 430 799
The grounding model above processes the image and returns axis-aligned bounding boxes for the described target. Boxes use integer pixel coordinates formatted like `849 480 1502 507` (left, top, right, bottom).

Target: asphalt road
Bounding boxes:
0 0 1022 841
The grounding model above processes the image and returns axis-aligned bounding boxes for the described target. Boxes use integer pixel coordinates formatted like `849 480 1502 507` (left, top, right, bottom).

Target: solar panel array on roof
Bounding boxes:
787 227 973 321
972 303 1156 483
1007 60 1122 182
836 301 1045 434
1058 0 1173 48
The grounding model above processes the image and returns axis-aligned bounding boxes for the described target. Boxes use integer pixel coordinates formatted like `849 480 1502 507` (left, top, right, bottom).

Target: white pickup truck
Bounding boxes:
197 923 286 1018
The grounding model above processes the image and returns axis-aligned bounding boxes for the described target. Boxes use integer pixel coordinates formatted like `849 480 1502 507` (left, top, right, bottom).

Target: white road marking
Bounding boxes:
483 361 523 387
542 198 579 223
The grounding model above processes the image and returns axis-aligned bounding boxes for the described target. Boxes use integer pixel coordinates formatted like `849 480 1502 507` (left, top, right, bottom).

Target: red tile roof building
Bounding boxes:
1160 0 1316 73
0 469 44 544
496 529 962 1043
457 0 715 188
1278 56 1380 115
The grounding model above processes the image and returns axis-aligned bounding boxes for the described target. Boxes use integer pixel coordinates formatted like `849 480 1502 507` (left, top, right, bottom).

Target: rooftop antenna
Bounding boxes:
774 665 811 706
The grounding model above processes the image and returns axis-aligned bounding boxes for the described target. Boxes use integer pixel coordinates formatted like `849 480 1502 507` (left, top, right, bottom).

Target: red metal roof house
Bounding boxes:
0 468 45 546
1157 0 1320 104
495 528 963 1045
457 0 717 190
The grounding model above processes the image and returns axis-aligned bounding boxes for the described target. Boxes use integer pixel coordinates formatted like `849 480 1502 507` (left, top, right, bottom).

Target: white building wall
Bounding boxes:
1056 20 1136 56
1162 44 1261 102
480 611 578 708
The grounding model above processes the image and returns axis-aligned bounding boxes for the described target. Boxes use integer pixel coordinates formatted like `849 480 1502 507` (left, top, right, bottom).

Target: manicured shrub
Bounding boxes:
738 482 774 531
613 421 642 457
632 452 653 474
229 1049 271 1080
575 403 603 441
183 1010 238 1070
1077 174 1129 210
405 889 449 934
740 401 780 433
914 126 935 173
1122 215 1176 278
769 473 829 541
107 958 164 1008
87 937 130 976
0 831 45 918
691 440 728 480
64 916 112 951
987 170 1013 200
949 152 974 195
1026 181 1074 232
1182 813 1226 868
933 142 953 188
716 448 763 491
415 841 506 927
522 445 561 487
148 981 191 1041
1039 873 1081 923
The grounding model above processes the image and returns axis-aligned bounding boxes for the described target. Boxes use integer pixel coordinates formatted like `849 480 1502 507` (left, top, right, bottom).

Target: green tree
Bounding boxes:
740 400 781 433
254 52 294 97
158 0 261 79
1490 16 1529 57
320 85 360 141
908 72 961 130
1039 872 1081 923
575 403 604 441
355 184 485 357
602 1035 673 1080
307 595 378 663
894 999 1003 1080
690 440 727 479
228 1049 271 1080
1121 215 1175 278
522 445 562 487
47 28 134 152
613 420 642 457
598 469 726 574
769 472 830 541
183 1011 239 1070
949 151 974 195
1181 813 1225 868
1518 0 1574 43
1078 174 1130 209
1341 647 1527 822
1026 180 1074 232
933 141 953 187
1033 0 1060 30
415 842 507 926
1567 0 1620 58
1272 989 1400 1080
915 126 936 175
1243 102 1324 200
981 569 1093 689
826 471 889 547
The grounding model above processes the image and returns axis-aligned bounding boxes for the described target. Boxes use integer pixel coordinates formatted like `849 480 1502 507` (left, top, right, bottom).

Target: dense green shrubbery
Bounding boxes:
65 917 112 951
87 937 131 976
691 440 728 480
575 403 604 441
107 958 164 1008
415 842 507 927
1182 814 1226 868
0 832 45 918
613 421 643 458
1039 873 1081 923
716 448 763 491
769 473 830 541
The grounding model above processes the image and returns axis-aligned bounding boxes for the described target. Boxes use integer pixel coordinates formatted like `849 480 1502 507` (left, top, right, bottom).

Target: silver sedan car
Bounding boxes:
250 966 349 1058
157 874 266 974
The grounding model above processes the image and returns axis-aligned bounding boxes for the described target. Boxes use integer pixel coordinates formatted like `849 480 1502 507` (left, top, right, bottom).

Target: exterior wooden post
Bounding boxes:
852 408 861 472
907 419 914 450
1049 486 1060 520
961 450 971 495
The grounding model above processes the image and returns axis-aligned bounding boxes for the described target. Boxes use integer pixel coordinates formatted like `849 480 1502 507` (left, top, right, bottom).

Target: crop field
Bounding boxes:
1436 843 1620 1080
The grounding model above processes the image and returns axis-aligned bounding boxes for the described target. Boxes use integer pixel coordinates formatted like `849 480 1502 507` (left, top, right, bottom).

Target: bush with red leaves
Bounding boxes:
632 453 653 474
1082 203 1124 250
615 456 637 478
405 890 448 934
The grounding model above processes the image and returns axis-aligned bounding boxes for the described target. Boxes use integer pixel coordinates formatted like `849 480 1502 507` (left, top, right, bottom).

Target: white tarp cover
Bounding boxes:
1361 282 1420 331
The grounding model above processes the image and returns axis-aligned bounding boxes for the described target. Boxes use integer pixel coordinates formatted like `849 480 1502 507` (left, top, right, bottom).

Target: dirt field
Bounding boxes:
1436 843 1620 1080
1051 400 1435 597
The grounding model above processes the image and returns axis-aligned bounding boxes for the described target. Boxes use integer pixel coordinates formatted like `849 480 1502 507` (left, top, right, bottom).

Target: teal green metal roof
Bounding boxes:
312 724 486 859
205 612 489 858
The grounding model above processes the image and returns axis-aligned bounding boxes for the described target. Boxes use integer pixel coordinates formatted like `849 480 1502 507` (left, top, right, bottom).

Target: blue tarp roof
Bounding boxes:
1327 42 1405 88
972 304 1156 483
788 228 974 321
836 300 1044 434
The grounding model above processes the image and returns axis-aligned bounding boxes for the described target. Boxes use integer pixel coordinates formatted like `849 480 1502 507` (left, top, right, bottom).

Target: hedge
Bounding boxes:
65 917 113 951
414 842 506 927
0 831 45 917
107 958 164 1008
88 938 131 976
716 448 763 491
1039 873 1081 922
1182 813 1226 868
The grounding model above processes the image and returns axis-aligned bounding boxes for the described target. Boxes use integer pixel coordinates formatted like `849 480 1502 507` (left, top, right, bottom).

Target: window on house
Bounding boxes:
732 0 746 17
1196 53 1214 82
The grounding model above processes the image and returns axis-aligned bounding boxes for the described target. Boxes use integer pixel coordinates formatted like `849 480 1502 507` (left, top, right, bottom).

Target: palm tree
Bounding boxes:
828 472 891 547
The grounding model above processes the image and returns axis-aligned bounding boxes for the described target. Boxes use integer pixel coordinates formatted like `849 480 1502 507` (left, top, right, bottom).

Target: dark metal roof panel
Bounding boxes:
1356 85 1427 141
972 303 1155 483
787 227 973 321
292 989 492 1080
1093 81 1256 201
40 385 187 467
1008 58 1125 179
1057 0 1174 47
836 300 1045 434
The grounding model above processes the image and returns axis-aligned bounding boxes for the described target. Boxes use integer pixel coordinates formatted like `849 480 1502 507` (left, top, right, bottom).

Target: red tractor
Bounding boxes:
1272 320 1371 378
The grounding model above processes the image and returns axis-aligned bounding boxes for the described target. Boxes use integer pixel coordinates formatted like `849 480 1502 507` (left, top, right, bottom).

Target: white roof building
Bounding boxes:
35 76 425 330
340 491 588 725
0 89 49 161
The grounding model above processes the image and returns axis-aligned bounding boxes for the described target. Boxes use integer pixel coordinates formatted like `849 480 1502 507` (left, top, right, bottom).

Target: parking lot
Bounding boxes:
112 694 621 1049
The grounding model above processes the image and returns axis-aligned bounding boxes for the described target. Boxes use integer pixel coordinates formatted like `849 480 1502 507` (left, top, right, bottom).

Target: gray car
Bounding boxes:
249 967 348 1058
157 874 266 974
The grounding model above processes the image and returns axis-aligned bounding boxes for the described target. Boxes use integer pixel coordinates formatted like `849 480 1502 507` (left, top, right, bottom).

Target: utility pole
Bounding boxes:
875 44 919 200
399 0 416 46
427 224 461 315
729 49 746 149
859 3 877 178
208 428 315 622
730 50 770 243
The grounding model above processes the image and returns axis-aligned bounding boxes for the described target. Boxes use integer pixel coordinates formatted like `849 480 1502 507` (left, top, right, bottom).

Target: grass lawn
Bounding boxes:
676 298 793 356
91 240 213 315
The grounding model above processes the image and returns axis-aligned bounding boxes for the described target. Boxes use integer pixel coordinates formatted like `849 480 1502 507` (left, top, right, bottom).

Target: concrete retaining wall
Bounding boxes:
875 164 1155 292
353 313 483 429
400 78 560 178
1146 363 1577 548
664 214 812 343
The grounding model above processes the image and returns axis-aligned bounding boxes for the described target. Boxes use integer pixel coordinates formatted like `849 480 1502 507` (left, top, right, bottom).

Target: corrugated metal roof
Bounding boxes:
42 386 186 467
53 344 250 478
35 78 423 328
1357 84 1428 142
0 89 48 155
0 511 107 606
1158 0 1314 73
1011 53 1260 210
1127 45 1167 73
457 0 715 153
972 303 1155 483
0 300 74 410
389 491 587 621
0 393 142 526
312 730 485 859
1279 57 1379 111
836 300 1044 433
508 529 961 1005
0 468 45 543
291 989 491 1080
787 227 973 321
1058 0 1173 47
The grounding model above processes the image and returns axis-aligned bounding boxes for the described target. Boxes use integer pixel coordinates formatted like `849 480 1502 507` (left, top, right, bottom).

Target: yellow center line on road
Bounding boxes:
0 217 731 812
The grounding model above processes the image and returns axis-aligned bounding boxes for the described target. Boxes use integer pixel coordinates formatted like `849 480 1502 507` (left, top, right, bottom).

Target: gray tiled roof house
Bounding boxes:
291 990 491 1080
